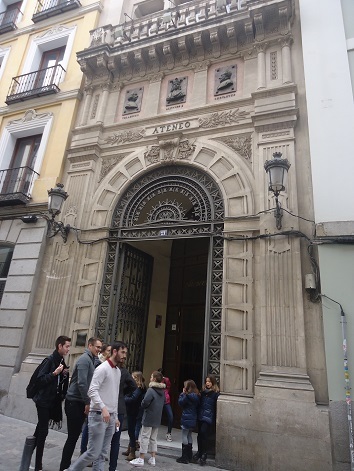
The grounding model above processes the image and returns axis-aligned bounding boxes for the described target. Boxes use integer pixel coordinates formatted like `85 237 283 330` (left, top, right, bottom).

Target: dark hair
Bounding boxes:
184 379 199 394
203 374 219 392
55 335 71 349
111 340 128 353
151 370 163 383
88 337 100 346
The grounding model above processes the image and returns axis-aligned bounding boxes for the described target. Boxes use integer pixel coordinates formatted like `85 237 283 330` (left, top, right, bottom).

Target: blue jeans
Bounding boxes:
164 403 173 433
68 411 116 471
80 420 88 454
108 413 124 471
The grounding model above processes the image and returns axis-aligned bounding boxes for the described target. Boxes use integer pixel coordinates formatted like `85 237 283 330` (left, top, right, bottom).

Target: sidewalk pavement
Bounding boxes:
0 414 225 471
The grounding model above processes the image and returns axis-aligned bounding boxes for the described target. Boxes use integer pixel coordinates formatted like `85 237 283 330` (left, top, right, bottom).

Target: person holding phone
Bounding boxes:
32 335 71 471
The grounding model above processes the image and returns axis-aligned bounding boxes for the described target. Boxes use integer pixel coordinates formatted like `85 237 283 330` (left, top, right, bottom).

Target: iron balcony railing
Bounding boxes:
0 166 39 206
32 0 81 22
0 7 22 34
5 64 65 104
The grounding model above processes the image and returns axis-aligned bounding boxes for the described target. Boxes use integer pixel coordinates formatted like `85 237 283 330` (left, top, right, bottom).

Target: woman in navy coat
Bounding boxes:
193 374 219 466
176 379 200 464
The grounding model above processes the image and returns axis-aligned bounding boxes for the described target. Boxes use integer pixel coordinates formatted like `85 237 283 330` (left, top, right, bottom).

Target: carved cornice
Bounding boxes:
77 0 293 81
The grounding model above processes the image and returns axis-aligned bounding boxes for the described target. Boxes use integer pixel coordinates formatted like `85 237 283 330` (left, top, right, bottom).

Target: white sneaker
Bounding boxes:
166 433 172 442
129 457 145 467
148 456 156 466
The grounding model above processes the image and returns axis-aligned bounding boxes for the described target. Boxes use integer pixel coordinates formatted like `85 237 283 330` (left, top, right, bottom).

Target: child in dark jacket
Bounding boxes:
124 371 146 461
193 374 219 466
176 379 200 464
129 370 165 468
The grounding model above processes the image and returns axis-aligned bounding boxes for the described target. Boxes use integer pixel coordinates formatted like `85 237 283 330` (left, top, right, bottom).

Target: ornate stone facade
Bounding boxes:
4 1 335 470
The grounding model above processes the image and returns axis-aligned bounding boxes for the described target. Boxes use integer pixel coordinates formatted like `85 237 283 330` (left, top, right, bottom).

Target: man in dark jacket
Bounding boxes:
32 335 71 471
109 351 136 471
59 337 102 471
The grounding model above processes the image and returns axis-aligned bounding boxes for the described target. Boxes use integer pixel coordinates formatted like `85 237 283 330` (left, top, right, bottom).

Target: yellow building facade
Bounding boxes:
0 0 102 419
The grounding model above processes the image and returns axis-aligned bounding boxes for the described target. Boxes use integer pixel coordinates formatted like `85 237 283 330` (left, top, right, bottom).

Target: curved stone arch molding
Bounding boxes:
90 138 255 228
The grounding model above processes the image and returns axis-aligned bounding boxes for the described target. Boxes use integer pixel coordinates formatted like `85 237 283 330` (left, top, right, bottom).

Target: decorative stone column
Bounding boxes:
257 43 266 89
80 86 93 126
191 61 210 107
281 37 293 84
146 73 164 116
96 82 111 124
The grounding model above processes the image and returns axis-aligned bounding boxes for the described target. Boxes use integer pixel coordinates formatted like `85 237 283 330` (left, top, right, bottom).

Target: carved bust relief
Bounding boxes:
214 65 237 95
166 77 188 105
123 87 144 114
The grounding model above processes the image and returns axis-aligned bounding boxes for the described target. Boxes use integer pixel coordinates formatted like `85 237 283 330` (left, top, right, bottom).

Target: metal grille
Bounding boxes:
113 244 153 371
97 165 225 377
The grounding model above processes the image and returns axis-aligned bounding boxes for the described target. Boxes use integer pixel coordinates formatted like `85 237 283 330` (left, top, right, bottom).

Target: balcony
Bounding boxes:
5 65 65 104
32 0 81 22
0 7 22 34
77 0 292 79
0 167 39 206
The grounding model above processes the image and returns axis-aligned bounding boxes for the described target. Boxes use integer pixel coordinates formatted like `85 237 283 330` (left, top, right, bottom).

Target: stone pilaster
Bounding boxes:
80 86 93 126
191 61 210 107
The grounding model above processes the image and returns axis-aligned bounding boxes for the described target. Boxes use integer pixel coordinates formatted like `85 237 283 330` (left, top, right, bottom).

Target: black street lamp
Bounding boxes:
264 152 291 230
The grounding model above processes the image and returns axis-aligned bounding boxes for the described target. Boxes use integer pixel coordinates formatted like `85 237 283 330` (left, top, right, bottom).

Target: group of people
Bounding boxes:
28 335 219 471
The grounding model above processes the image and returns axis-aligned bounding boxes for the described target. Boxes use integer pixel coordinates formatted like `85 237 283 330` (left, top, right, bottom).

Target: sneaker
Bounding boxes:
148 456 156 466
129 457 145 467
166 433 172 442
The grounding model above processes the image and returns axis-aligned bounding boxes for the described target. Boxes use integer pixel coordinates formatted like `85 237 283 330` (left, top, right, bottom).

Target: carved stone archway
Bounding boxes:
97 164 225 377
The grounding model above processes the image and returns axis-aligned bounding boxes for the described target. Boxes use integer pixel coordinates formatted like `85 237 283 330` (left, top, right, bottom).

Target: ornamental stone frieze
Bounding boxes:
105 128 146 145
76 0 293 80
217 134 252 162
144 137 196 164
198 108 248 128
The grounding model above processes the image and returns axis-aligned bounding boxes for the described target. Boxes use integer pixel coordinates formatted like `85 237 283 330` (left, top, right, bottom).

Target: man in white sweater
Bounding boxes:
64 341 128 471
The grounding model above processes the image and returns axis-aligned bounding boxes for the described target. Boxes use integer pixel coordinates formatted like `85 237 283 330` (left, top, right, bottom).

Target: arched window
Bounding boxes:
0 245 13 303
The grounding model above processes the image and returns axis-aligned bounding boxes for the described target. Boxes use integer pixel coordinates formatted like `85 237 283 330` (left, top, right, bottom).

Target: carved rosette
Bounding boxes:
144 137 196 164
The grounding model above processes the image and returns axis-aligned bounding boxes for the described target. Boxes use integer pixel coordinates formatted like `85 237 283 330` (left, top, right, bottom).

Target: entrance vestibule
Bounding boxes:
117 236 210 426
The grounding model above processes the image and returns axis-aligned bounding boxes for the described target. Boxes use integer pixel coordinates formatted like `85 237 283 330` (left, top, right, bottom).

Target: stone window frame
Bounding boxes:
0 0 28 25
0 46 11 82
0 110 54 193
21 24 77 81
0 244 14 305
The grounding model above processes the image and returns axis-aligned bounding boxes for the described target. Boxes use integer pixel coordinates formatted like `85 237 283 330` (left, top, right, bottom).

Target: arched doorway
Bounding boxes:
96 165 225 401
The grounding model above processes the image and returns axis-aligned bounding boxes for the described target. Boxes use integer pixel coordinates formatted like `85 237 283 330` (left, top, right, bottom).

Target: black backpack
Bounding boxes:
26 357 50 399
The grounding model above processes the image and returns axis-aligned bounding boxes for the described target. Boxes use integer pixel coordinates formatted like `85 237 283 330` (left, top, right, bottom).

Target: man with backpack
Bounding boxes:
59 337 102 471
31 335 71 471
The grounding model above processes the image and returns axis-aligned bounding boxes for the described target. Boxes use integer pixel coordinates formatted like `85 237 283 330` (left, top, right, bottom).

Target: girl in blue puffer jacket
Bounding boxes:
193 374 219 466
176 379 200 464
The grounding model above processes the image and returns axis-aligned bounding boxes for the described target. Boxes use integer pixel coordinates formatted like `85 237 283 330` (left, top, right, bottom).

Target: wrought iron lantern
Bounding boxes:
264 152 291 230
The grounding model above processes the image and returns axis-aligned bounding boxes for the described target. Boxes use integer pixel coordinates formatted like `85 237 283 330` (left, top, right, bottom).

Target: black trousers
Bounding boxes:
59 400 86 471
197 421 211 455
34 404 51 471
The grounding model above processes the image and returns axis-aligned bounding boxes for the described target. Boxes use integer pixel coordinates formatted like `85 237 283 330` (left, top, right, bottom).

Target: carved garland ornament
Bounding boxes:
198 108 248 128
105 128 145 145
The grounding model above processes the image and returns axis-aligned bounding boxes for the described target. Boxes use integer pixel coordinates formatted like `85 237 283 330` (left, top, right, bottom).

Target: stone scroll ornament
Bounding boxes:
166 77 188 105
214 65 237 95
123 87 143 115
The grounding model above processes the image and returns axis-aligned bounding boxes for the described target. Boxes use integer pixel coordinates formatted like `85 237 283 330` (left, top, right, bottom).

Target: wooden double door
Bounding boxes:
162 237 209 427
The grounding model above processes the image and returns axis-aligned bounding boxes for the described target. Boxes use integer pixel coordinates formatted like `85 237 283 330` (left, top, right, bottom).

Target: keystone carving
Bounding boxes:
144 137 196 164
